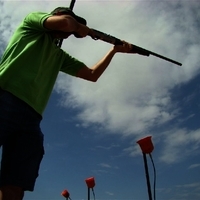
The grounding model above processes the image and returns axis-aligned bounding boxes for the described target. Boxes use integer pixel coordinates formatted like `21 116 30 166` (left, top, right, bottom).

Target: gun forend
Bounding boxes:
90 29 149 56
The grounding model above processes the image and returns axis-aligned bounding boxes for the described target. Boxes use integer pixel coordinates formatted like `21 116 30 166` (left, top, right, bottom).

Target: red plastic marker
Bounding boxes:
85 177 95 188
61 189 71 200
137 136 154 154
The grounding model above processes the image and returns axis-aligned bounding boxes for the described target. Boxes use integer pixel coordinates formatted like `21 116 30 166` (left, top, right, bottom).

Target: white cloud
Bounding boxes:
123 145 141 157
176 182 200 191
96 144 120 150
106 191 114 196
159 128 200 164
99 163 111 168
188 164 200 169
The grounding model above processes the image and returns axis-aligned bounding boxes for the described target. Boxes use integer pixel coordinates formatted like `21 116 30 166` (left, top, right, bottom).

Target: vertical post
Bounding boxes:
69 0 76 10
85 177 95 200
87 187 90 200
143 153 152 200
137 136 154 200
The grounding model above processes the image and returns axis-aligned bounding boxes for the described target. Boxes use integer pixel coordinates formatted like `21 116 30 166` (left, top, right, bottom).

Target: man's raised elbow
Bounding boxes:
91 77 98 82
76 67 99 82
82 75 99 82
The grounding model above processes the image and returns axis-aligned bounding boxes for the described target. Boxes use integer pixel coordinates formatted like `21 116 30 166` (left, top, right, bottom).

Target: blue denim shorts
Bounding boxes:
0 88 44 191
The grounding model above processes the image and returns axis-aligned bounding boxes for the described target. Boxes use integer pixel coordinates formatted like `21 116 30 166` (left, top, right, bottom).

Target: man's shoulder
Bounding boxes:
23 12 52 31
24 12 51 22
25 11 50 17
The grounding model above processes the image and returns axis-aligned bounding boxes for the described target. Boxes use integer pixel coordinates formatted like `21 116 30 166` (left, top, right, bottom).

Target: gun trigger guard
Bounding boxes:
91 36 99 40
89 33 99 40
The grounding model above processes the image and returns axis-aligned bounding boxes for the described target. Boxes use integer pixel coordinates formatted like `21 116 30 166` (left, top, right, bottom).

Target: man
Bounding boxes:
0 7 136 200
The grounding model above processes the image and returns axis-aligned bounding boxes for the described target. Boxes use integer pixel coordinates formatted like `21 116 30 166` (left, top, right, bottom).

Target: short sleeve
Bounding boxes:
23 12 52 31
60 51 85 76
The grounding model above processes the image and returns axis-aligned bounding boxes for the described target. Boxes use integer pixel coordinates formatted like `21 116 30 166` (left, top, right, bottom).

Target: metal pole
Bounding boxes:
69 0 76 9
143 153 152 200
87 187 90 200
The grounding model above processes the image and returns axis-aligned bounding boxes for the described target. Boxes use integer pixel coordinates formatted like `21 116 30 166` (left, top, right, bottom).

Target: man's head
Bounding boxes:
51 7 87 38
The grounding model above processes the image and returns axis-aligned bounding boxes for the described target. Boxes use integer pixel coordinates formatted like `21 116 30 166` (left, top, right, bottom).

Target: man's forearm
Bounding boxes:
76 41 133 82
90 42 133 81
76 47 117 82
90 48 117 81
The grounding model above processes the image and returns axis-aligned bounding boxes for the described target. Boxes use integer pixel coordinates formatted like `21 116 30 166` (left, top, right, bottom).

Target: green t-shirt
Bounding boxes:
0 12 85 115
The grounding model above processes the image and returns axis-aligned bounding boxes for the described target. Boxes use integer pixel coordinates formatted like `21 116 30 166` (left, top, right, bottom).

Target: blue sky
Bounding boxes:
1 0 200 200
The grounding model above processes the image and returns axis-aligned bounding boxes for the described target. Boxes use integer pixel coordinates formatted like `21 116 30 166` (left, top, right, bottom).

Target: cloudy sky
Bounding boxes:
1 0 200 200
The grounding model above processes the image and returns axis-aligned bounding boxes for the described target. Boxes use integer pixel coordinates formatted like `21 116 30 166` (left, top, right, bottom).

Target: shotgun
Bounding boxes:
90 29 182 66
